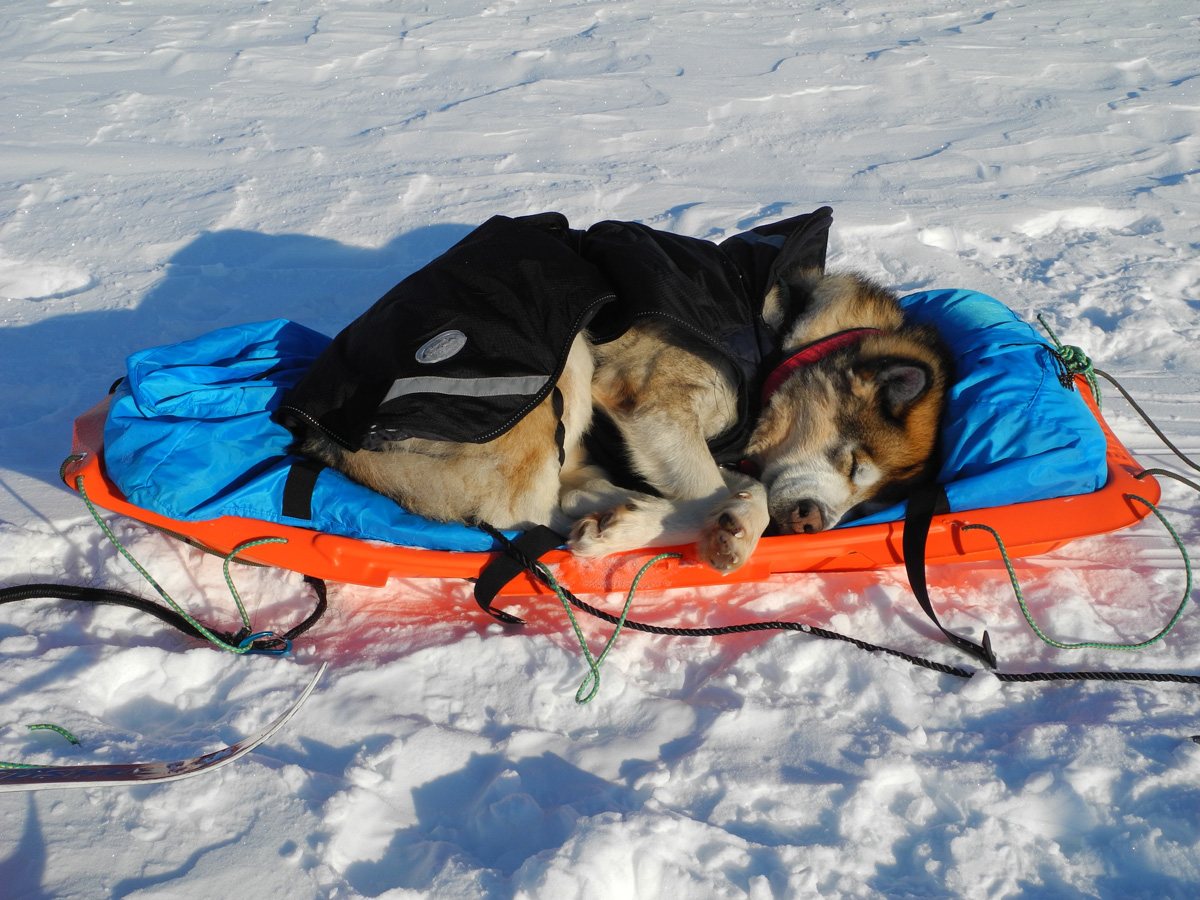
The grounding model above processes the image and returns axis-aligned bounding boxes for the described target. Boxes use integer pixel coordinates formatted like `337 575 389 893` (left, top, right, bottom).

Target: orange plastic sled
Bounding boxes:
62 375 1159 598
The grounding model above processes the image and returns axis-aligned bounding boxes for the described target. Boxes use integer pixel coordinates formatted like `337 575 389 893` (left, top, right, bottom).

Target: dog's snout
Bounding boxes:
792 500 824 534
768 495 831 534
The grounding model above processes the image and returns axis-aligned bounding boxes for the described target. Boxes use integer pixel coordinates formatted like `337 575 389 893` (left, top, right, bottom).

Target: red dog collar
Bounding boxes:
760 328 881 405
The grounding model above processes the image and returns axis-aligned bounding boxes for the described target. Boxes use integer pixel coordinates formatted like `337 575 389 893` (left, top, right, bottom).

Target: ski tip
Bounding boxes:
0 661 329 793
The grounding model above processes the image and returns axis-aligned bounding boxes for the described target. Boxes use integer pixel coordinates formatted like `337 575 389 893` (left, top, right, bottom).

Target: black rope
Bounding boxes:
1139 468 1200 494
992 670 1200 684
0 575 327 653
565 575 1200 685
471 362 1200 686
478 524 1200 686
1096 367 1200 476
563 591 978 678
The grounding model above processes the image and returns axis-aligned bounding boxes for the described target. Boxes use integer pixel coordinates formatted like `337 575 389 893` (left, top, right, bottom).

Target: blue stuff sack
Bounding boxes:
104 319 510 551
846 289 1107 526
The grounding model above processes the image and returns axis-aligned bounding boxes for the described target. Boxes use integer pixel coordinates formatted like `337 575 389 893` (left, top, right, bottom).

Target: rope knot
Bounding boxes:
1054 343 1093 376
1036 314 1100 405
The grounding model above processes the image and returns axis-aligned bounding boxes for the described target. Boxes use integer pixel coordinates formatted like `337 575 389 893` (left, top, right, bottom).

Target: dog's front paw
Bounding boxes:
569 500 660 558
567 508 612 557
697 489 767 573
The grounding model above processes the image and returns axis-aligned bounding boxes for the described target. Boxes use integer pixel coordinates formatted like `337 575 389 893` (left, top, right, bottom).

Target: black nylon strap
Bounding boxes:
473 524 566 624
1 583 210 640
552 387 566 468
0 575 328 653
282 459 326 520
903 483 998 668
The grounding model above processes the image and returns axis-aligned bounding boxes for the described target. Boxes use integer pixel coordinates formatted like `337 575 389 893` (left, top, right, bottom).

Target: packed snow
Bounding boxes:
1 1 1198 897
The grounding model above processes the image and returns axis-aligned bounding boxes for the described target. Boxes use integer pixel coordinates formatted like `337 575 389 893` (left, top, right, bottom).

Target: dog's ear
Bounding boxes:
761 267 822 332
854 358 933 420
761 281 791 332
880 362 930 413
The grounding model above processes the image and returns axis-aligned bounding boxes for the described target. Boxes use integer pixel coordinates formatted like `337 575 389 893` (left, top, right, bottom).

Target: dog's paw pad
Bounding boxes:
716 512 746 538
698 487 767 574
698 533 749 573
699 513 753 573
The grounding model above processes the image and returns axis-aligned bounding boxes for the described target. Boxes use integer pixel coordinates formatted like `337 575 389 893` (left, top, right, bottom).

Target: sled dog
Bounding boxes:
292 266 951 574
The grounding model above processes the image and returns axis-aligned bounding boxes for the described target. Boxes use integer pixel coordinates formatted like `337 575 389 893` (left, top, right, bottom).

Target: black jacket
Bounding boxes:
278 207 832 466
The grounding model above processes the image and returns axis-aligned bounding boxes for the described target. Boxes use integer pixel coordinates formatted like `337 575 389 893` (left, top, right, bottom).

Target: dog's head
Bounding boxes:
746 271 952 534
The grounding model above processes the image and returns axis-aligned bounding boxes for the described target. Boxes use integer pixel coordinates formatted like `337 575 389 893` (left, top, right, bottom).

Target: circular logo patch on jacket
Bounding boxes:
415 329 467 364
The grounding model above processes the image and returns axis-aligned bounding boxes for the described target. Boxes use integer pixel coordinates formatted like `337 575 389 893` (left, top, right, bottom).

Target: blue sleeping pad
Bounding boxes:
102 290 1108 549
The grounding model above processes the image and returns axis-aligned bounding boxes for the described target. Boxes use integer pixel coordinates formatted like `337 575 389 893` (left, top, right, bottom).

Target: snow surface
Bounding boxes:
2 1 1199 897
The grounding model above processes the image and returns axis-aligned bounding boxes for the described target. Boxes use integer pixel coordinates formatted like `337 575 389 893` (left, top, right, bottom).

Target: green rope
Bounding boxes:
2 470 297 769
964 491 1192 651
1036 314 1101 406
1 724 82 770
538 552 681 704
27 724 80 745
76 474 285 655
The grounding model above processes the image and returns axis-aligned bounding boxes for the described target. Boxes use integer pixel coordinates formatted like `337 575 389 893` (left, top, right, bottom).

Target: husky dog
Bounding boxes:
564 268 950 571
288 258 951 574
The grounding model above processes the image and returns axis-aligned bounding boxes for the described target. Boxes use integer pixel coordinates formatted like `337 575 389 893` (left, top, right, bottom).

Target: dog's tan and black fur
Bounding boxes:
297 267 951 573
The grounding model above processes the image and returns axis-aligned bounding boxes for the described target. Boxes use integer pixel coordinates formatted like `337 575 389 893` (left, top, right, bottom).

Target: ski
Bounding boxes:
0 662 327 792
